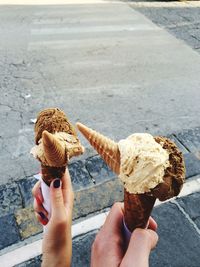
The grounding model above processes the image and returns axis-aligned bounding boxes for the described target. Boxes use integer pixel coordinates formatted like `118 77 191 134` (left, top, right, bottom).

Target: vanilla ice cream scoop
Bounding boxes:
118 133 170 194
31 131 84 167
76 122 185 201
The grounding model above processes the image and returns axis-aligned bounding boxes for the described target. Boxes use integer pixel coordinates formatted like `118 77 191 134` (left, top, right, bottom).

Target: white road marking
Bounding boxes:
32 18 139 25
0 0 113 5
31 24 158 35
0 177 200 266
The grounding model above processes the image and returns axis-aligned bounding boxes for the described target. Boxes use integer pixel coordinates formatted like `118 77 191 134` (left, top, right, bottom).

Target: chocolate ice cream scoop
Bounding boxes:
149 136 185 201
31 108 84 185
35 108 77 144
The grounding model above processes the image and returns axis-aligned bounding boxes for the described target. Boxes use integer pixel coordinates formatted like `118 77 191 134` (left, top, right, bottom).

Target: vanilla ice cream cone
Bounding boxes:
77 123 185 233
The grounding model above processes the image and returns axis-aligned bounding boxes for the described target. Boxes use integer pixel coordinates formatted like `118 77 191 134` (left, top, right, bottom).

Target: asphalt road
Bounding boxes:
0 0 200 186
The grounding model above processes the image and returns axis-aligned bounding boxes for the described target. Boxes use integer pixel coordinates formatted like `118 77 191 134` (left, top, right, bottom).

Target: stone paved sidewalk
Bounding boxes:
1 126 200 267
15 190 200 267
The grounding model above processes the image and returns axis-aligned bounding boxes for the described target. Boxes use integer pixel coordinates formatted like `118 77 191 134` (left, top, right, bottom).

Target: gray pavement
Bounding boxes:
130 0 200 52
1 0 200 266
14 192 200 267
1 0 200 186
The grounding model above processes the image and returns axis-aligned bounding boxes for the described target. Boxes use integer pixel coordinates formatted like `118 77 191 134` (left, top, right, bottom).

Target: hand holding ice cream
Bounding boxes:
31 108 84 219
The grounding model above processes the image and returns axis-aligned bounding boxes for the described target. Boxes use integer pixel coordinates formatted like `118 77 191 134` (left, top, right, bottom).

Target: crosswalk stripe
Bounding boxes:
31 24 158 35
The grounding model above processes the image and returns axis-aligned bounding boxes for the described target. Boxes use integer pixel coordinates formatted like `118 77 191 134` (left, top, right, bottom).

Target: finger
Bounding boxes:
130 228 158 251
50 179 65 218
32 181 43 204
62 168 74 203
102 202 124 235
33 198 48 218
62 168 74 216
147 216 158 231
121 228 158 267
35 211 48 226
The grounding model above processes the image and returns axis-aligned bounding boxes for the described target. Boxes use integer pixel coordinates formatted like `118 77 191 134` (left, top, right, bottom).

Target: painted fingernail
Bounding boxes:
36 196 42 204
38 212 47 220
53 179 60 188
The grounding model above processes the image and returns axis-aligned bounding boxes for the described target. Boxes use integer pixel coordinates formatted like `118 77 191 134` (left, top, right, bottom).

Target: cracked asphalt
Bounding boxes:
0 0 200 186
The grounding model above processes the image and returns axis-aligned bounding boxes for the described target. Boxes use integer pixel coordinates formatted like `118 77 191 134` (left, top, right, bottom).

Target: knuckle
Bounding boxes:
54 191 63 205
134 228 152 244
112 202 120 210
112 202 122 212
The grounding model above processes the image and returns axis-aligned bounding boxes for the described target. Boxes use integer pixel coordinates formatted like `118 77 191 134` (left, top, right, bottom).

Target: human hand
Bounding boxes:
91 203 124 267
91 202 158 267
32 169 74 267
120 225 158 267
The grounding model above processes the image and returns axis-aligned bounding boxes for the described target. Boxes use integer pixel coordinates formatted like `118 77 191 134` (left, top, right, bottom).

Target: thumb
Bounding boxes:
121 228 158 267
50 179 65 217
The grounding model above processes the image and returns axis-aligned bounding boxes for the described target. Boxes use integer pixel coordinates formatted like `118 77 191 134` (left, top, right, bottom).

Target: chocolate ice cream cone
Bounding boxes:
41 165 66 186
124 189 156 232
76 122 120 174
31 108 84 186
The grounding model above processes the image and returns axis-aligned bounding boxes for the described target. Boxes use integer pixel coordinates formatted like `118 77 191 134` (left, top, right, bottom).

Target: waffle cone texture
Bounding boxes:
77 122 185 232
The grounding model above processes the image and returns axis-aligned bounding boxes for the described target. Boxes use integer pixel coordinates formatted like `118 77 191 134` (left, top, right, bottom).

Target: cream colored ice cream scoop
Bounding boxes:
118 133 169 194
76 122 185 200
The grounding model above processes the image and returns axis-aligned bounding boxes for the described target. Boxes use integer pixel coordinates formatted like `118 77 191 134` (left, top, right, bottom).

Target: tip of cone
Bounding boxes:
42 130 50 138
42 130 54 145
76 122 93 139
42 130 66 166
76 122 86 131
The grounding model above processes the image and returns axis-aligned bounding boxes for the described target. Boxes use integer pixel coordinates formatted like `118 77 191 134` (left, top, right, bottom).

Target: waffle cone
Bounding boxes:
41 164 66 186
76 122 120 174
42 130 66 167
124 188 156 232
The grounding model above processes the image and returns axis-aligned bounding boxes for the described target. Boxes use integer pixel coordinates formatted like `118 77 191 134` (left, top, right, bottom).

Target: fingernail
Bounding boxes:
53 179 60 188
38 212 47 220
36 196 42 205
